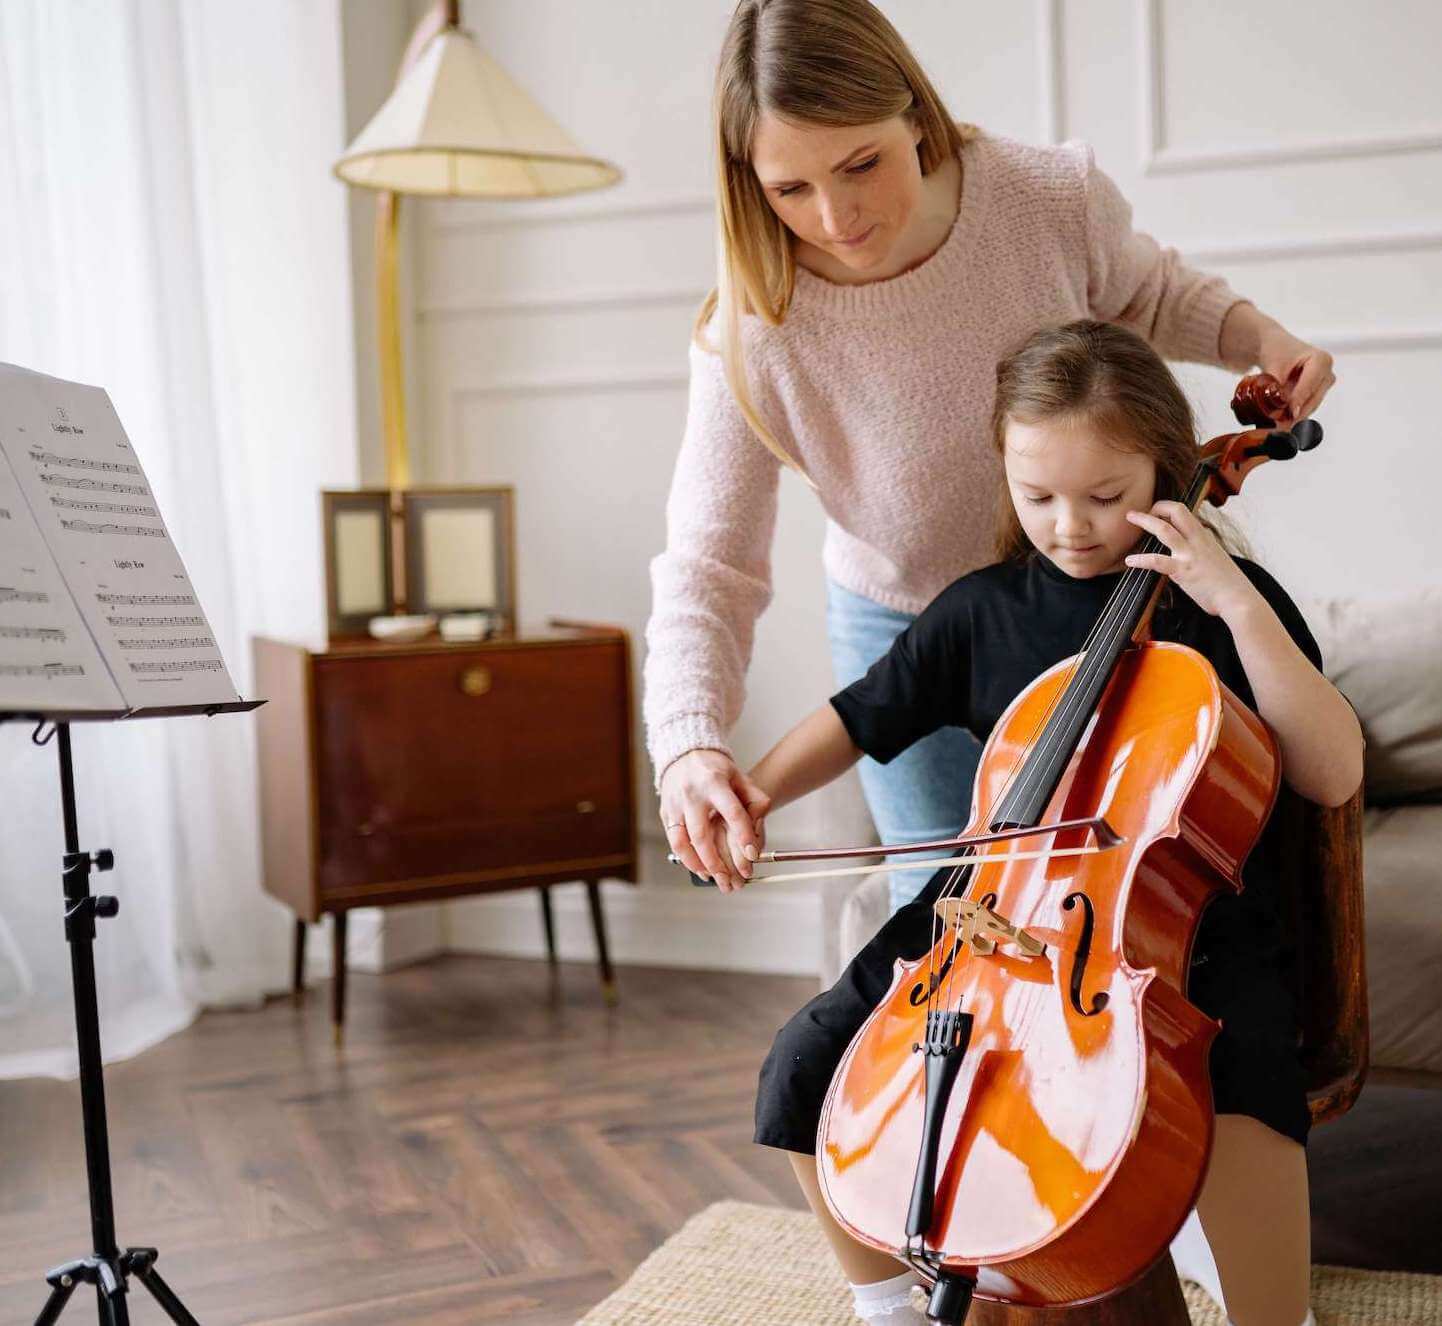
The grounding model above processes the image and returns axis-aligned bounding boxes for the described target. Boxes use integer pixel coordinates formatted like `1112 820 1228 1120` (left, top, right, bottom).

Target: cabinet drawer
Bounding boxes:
312 641 630 890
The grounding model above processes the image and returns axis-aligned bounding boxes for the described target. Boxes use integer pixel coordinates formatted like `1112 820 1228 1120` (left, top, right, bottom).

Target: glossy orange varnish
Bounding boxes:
818 642 1279 1306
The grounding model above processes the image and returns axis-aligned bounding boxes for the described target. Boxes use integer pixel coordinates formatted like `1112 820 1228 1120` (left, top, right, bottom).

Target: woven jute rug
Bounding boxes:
577 1201 1442 1325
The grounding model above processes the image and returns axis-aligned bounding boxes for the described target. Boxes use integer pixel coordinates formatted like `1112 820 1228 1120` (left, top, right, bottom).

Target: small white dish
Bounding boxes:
439 611 496 642
367 613 437 642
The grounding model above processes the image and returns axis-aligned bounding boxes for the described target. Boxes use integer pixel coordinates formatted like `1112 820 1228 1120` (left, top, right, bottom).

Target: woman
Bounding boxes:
646 3 1339 1319
646 0 1335 910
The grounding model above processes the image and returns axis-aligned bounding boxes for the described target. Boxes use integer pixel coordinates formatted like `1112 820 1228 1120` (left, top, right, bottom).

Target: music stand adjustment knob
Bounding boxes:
92 849 114 873
95 897 119 919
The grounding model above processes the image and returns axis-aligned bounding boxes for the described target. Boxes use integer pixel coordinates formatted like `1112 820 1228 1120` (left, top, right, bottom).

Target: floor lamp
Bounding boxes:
333 0 621 607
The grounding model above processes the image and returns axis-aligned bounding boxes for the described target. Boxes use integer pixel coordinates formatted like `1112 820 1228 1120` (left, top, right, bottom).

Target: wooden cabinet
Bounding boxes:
253 624 637 1034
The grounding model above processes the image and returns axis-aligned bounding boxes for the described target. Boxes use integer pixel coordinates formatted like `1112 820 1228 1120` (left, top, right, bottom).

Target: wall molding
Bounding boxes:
1037 0 1066 145
1183 225 1442 266
1305 327 1442 355
417 230 1442 320
440 370 688 479
418 285 708 321
452 367 689 403
430 190 714 236
445 876 823 977
1139 0 1442 175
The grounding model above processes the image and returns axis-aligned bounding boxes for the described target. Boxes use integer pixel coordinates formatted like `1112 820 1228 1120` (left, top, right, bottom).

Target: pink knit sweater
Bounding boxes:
644 133 1250 785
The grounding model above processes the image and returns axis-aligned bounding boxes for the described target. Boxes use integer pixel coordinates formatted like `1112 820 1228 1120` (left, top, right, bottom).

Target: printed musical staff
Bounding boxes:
61 518 166 538
0 587 49 605
117 637 214 651
105 615 206 629
0 625 66 642
95 592 195 606
50 495 159 517
130 658 226 674
28 447 141 475
38 472 148 496
0 662 86 679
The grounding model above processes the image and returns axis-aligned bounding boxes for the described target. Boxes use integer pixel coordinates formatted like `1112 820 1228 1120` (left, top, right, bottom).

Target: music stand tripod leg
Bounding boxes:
30 724 203 1326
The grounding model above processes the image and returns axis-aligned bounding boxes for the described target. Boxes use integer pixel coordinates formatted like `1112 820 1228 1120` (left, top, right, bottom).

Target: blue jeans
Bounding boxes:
826 580 981 914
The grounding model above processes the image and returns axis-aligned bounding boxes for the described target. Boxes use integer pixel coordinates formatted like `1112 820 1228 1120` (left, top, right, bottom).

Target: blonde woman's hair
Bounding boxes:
698 0 977 477
990 320 1248 563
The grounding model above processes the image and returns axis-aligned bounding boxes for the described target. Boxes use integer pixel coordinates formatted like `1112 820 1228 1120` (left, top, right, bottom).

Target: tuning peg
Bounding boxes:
1244 430 1299 461
1290 418 1323 451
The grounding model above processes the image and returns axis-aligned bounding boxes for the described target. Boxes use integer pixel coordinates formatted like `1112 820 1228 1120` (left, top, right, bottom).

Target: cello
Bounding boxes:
811 371 1323 1321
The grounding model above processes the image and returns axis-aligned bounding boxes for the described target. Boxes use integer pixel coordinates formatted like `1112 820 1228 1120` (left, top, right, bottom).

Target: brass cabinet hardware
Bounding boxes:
576 800 596 814
460 665 491 696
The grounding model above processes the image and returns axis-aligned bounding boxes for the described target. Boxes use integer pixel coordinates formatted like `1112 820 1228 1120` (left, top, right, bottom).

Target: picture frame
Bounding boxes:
401 485 516 630
322 489 395 638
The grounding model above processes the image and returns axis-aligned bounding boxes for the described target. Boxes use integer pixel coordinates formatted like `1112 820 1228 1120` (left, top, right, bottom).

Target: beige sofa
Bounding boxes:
820 589 1442 1075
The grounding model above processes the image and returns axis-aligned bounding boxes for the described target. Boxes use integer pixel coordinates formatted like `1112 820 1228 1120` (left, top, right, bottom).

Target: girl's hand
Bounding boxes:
1123 502 1262 620
659 749 771 892
1256 325 1335 421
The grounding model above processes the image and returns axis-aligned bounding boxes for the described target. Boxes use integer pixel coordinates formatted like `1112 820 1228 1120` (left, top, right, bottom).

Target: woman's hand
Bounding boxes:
1256 324 1335 421
1123 502 1262 620
1222 304 1335 420
659 749 771 892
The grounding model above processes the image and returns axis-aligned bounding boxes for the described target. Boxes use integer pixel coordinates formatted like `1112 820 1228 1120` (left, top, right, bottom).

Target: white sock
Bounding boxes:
850 1268 927 1322
1171 1207 1226 1311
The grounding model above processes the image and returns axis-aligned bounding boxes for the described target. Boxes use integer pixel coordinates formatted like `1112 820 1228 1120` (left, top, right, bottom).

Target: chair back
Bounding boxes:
1273 785 1368 1125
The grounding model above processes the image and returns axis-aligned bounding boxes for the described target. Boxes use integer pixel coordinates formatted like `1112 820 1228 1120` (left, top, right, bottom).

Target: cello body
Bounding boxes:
817 640 1281 1307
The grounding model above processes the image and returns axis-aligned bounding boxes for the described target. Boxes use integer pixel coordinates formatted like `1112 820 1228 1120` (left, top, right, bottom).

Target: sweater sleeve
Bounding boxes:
1082 147 1251 370
643 336 781 788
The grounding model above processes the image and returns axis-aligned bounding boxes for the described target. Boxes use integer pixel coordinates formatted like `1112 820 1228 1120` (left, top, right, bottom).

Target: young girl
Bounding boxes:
720 321 1363 1326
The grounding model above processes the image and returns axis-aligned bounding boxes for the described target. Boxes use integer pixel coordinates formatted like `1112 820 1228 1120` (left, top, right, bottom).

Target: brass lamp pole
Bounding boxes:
334 0 622 601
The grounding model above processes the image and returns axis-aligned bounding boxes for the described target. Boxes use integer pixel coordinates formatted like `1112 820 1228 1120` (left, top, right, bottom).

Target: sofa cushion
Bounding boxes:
837 870 893 980
1303 591 1442 802
1361 804 1442 1073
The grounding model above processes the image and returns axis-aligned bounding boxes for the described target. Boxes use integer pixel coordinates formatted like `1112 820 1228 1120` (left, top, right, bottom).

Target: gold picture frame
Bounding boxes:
322 489 395 638
401 486 516 630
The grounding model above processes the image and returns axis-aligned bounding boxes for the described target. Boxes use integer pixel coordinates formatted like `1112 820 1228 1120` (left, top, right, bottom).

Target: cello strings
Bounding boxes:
926 541 1167 1017
921 549 1155 1000
923 553 1148 1014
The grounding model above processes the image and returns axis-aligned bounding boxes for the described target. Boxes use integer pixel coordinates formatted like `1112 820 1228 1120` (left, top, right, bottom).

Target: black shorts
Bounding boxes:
755 865 1311 1154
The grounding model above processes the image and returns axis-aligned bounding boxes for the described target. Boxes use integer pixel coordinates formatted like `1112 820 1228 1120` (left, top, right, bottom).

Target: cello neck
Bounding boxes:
989 464 1214 831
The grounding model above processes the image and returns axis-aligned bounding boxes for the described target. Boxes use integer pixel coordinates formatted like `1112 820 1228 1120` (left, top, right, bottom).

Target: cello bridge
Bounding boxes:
934 897 1046 958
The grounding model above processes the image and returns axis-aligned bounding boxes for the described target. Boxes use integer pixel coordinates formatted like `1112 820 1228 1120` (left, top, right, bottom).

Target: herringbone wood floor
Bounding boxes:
0 955 815 1325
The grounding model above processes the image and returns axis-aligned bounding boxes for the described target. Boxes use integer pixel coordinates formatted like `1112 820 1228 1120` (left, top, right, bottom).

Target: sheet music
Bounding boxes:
0 364 240 711
0 446 126 711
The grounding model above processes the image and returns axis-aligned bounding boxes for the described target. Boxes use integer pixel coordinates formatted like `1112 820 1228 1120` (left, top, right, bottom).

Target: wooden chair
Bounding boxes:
968 786 1368 1324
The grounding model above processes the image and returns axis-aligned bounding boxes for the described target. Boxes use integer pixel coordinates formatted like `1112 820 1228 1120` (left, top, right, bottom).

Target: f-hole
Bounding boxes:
1062 891 1109 1017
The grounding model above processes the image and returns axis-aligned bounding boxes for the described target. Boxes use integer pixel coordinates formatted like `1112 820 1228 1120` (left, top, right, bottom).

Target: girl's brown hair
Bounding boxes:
700 0 978 479
989 319 1244 562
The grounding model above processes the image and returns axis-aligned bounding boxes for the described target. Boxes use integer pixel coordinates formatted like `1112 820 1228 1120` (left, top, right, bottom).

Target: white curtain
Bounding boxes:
0 1 358 1077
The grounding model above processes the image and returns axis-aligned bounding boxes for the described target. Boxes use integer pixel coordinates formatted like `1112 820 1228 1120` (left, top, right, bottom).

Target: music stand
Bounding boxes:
3 700 260 1326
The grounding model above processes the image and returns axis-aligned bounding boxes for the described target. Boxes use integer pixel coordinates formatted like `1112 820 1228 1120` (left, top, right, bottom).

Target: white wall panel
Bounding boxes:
399 0 1441 973
1153 0 1441 168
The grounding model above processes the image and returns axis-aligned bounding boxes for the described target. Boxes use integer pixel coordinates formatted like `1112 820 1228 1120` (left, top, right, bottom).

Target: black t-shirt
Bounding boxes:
830 552 1324 963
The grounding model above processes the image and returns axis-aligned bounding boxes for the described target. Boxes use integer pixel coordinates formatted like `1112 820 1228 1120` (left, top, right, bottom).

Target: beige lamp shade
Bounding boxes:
334 27 622 198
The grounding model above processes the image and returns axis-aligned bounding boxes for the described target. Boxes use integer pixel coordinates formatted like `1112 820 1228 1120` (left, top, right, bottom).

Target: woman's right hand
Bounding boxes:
659 749 772 892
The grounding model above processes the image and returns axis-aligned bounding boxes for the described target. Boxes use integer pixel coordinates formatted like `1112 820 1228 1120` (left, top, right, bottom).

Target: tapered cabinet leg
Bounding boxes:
331 911 347 1045
584 880 617 1005
291 918 307 1005
539 885 558 965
